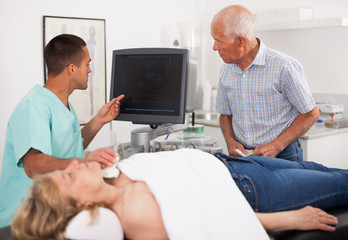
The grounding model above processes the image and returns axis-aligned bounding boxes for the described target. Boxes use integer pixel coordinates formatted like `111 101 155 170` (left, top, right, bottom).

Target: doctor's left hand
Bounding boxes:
96 94 124 125
85 147 119 169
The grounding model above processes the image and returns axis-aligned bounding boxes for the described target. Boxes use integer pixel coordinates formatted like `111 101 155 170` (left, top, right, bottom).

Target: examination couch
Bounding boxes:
270 207 348 240
1 207 348 240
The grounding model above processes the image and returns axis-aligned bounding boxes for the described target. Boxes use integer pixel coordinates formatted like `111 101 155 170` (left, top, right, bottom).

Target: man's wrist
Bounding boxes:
226 137 237 146
91 115 105 130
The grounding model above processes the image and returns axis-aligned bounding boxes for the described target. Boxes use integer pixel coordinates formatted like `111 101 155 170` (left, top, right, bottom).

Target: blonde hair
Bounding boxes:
11 173 100 240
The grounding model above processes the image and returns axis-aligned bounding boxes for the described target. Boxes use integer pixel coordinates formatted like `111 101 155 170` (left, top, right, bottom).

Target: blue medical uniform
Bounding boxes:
0 85 84 227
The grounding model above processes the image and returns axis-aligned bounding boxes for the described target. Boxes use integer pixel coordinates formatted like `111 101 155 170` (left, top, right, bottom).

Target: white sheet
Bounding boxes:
118 148 269 240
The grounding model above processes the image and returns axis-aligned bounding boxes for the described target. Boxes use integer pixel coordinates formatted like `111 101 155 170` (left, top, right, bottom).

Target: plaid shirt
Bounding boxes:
216 40 316 149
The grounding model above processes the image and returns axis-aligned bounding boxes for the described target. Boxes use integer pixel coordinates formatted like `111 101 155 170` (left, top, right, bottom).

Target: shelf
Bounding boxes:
256 17 348 31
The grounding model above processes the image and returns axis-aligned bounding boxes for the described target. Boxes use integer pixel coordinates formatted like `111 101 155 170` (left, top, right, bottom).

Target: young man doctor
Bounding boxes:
0 34 123 227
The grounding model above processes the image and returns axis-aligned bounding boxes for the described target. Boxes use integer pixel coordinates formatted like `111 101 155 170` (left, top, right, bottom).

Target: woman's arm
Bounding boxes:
256 206 338 232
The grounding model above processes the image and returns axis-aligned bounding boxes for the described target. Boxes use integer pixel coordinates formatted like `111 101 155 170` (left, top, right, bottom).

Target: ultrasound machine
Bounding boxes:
109 47 221 159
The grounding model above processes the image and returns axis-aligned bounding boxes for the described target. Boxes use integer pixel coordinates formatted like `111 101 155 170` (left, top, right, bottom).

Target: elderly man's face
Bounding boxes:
211 21 243 64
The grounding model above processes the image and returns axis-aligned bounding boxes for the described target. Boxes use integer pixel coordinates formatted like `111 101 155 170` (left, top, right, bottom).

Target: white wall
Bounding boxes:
201 0 348 90
257 27 348 94
1 0 348 174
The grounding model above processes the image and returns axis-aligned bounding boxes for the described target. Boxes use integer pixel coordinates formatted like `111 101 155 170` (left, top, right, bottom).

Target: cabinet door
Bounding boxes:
300 132 348 169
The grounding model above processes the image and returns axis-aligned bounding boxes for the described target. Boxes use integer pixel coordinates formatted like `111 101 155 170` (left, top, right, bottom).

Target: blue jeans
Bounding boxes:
276 139 303 161
214 152 348 213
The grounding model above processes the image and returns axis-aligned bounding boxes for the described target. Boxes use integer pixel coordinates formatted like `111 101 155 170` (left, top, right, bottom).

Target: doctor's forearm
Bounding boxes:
81 116 104 149
22 149 82 178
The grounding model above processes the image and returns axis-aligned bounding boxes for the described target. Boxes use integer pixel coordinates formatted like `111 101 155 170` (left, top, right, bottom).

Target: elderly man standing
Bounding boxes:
211 5 319 160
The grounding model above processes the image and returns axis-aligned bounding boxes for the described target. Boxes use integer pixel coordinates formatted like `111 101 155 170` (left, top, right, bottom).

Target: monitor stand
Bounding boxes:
131 123 188 152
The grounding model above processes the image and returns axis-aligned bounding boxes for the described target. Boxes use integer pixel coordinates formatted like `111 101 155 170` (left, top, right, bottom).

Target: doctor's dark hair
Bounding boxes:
44 34 86 77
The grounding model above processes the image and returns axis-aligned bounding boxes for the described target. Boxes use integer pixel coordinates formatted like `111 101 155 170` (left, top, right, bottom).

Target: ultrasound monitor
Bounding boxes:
110 48 189 127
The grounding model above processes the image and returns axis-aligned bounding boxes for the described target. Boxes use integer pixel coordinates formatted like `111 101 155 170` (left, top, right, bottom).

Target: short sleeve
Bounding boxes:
9 97 52 164
216 66 233 115
281 61 316 114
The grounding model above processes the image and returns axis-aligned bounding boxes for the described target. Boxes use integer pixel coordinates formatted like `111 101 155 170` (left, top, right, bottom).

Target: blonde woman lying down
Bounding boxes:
12 149 341 240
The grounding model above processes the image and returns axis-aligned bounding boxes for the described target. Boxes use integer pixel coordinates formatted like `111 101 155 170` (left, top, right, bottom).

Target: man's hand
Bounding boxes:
85 147 119 169
252 142 282 158
81 94 124 149
253 107 320 158
227 141 249 157
96 94 124 125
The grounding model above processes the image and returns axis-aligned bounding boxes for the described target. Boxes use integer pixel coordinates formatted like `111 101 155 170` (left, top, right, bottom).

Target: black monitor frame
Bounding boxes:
110 48 189 126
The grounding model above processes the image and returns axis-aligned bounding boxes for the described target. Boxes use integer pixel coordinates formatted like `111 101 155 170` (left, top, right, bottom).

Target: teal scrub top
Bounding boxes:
0 85 84 227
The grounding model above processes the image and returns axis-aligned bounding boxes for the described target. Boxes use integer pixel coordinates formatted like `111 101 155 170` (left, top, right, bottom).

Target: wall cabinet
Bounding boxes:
257 17 348 31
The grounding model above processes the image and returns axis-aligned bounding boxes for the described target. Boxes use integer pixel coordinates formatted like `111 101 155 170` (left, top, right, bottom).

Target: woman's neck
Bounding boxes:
96 181 124 209
100 173 133 208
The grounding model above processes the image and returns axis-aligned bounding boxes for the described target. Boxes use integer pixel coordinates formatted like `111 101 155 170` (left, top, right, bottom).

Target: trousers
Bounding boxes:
276 139 303 161
214 152 348 212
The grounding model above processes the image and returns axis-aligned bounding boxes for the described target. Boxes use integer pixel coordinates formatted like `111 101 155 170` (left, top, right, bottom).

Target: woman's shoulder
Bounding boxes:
115 180 168 239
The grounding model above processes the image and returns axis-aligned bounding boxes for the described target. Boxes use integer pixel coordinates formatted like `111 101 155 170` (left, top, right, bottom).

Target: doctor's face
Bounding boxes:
50 160 103 203
73 46 92 90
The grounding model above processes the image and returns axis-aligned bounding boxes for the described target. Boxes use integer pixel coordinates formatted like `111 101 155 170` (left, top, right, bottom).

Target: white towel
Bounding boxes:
118 149 269 240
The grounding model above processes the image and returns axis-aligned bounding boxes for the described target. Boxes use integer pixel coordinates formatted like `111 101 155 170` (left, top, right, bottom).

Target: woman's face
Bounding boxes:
49 160 103 204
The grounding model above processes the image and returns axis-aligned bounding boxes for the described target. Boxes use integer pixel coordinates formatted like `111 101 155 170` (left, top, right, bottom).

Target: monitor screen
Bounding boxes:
110 48 189 126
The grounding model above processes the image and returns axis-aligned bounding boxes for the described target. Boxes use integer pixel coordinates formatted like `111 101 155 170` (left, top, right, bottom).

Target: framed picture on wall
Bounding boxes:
43 16 106 125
